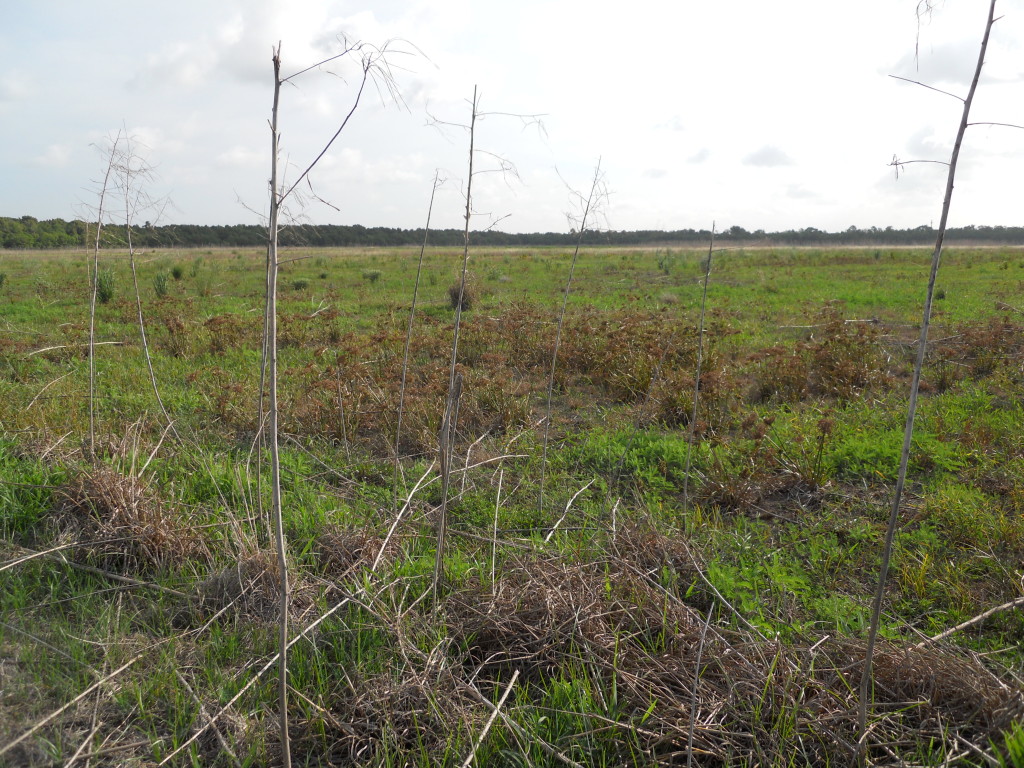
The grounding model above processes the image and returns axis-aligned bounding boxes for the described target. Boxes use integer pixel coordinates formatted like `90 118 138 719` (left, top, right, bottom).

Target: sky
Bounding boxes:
1 1 1023 234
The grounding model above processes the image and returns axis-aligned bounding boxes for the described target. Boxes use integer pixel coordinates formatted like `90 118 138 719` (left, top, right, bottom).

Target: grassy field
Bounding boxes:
1 245 1023 766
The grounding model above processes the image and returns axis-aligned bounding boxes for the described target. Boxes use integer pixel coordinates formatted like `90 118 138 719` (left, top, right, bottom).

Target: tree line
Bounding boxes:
3 215 1023 250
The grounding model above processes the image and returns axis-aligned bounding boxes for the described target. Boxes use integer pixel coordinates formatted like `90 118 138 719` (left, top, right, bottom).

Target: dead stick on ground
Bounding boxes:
175 671 242 768
461 678 584 768
461 669 520 768
914 595 1024 650
63 721 103 768
0 654 143 760
543 479 595 543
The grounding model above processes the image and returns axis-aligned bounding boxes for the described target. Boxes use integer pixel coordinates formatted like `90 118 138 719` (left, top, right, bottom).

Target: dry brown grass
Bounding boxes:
431 541 1023 766
49 465 205 575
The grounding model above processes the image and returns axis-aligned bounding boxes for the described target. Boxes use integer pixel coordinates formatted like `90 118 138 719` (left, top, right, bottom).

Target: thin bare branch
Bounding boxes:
888 74 964 102
859 0 999 756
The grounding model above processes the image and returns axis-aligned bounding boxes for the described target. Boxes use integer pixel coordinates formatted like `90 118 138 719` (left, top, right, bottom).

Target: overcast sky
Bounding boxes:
2 1 1023 234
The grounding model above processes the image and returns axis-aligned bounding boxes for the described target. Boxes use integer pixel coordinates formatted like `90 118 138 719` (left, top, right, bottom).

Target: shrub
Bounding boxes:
362 270 381 284
96 270 115 304
0 272 7 290
448 279 473 311
292 278 310 291
171 265 184 280
153 271 169 298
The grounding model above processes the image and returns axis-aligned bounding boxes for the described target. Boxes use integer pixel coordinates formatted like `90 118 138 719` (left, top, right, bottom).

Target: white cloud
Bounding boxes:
0 71 30 103
216 145 263 167
742 146 794 168
32 144 72 168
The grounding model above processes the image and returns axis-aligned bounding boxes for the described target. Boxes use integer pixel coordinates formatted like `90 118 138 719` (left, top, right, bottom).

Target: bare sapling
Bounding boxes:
434 87 478 598
538 158 605 516
857 0 999 757
266 46 289 765
681 224 715 512
116 133 179 449
87 131 125 459
263 38 405 766
394 171 443 516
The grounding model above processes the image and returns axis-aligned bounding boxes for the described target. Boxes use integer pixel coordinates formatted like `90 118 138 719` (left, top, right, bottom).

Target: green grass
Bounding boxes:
1 245 1023 765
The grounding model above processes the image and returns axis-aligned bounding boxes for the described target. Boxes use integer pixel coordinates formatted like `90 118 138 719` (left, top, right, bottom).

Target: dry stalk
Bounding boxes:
266 44 291 768
87 131 124 459
859 0 999 753
435 85 478 597
394 171 442 515
0 652 144 760
682 224 715 512
175 670 242 768
119 133 180 450
686 599 713 768
543 478 595 543
460 668 519 768
433 372 463 599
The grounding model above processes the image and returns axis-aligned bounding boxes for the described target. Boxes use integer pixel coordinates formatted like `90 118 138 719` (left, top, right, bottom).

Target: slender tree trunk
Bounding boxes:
266 44 292 768
88 134 121 459
394 172 441 516
857 1 998 758
433 86 477 600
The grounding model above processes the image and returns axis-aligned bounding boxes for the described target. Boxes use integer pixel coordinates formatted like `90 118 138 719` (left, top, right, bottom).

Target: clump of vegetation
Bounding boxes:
362 269 381 284
49 466 205 574
171 264 184 280
153 270 169 298
291 278 310 291
95 269 115 303
448 278 473 311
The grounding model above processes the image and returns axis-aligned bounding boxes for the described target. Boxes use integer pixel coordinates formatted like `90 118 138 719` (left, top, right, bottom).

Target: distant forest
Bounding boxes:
3 215 1024 250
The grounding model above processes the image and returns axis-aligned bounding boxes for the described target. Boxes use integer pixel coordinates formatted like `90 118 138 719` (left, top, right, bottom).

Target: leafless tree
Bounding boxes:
858 0 999 759
264 38 406 766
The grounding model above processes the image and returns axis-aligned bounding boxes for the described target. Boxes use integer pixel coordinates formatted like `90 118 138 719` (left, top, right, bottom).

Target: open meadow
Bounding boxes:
2 244 1024 766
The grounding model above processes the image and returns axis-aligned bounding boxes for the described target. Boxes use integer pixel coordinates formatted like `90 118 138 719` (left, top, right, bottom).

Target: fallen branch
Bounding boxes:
461 669 519 768
175 670 242 768
914 594 1024 650
28 341 125 357
543 479 595 543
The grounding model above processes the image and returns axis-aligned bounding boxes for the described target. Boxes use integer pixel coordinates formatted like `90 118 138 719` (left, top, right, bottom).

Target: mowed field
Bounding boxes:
2 245 1024 766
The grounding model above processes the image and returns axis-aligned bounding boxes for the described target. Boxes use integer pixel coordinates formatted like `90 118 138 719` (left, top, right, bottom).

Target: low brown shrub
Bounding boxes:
50 466 204 575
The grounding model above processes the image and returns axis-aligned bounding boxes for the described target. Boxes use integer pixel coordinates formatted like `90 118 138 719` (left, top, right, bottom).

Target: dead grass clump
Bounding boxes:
933 314 1024 378
203 312 254 355
448 278 474 311
811 638 1024 759
314 527 395 580
160 313 196 358
50 466 203 574
612 521 714 610
196 551 283 622
439 548 1023 764
298 671 473 766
